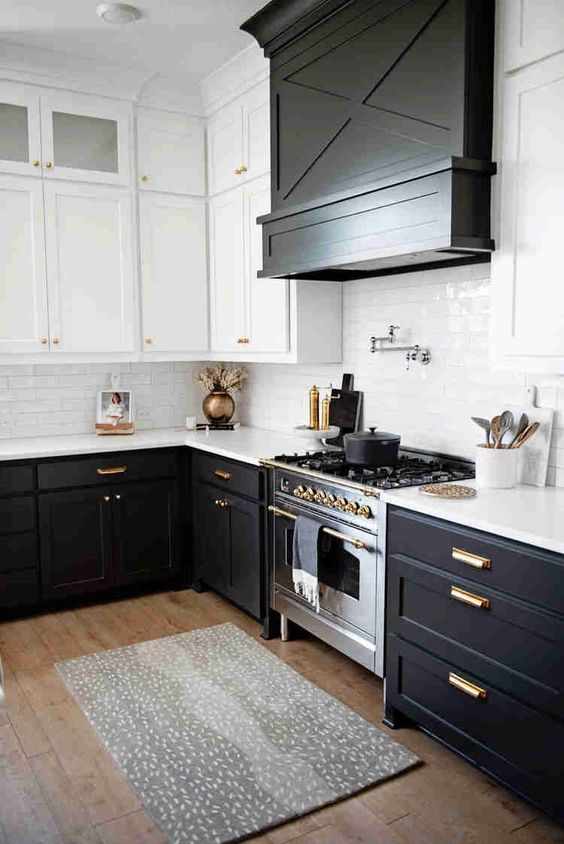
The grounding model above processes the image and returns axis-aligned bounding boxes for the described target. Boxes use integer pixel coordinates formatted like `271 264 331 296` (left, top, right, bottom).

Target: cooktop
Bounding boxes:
271 447 475 490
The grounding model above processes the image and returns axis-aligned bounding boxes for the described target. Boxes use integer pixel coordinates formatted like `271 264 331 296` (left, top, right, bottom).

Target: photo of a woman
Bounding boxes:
96 389 133 434
106 392 125 426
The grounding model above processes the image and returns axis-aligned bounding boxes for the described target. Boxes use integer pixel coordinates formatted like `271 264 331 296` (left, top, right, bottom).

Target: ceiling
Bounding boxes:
0 0 265 83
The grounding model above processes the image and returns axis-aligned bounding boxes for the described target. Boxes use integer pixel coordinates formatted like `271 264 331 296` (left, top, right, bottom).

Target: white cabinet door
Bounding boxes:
44 182 136 354
140 193 208 353
245 176 289 353
241 80 270 185
40 92 132 185
207 102 244 196
0 174 49 354
492 52 564 366
0 83 42 178
503 0 564 72
137 108 205 196
209 189 246 351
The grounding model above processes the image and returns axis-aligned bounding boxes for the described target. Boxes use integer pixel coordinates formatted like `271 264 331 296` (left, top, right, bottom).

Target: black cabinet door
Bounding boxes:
195 481 230 594
113 480 179 586
39 488 114 599
228 495 263 619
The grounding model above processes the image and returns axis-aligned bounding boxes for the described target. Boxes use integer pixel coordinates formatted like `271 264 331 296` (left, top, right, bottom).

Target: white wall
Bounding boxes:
0 361 202 440
237 264 564 486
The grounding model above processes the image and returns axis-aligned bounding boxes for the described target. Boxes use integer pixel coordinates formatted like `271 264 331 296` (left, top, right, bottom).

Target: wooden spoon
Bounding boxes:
508 412 528 448
471 416 491 447
490 415 501 448
511 421 540 449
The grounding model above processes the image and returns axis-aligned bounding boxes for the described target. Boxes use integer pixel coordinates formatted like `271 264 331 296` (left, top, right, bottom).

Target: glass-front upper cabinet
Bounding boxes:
39 92 132 184
0 82 42 177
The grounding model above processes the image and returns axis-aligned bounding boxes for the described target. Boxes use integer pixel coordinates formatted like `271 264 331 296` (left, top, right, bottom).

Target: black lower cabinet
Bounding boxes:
385 506 564 822
113 480 179 586
193 456 264 620
39 487 114 600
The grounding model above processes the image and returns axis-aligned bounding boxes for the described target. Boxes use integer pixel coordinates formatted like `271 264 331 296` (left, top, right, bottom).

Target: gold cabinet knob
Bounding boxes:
39 337 48 345
358 505 372 519
239 166 248 174
52 337 60 345
45 162 53 168
115 494 121 500
144 337 153 345
234 167 241 175
140 175 149 182
236 337 250 345
32 160 40 167
103 495 111 502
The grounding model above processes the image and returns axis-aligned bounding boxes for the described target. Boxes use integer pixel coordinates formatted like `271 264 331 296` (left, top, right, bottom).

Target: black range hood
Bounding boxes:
242 0 496 281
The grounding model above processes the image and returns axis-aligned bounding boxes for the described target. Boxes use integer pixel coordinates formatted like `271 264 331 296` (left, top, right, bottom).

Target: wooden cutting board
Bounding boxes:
507 386 554 486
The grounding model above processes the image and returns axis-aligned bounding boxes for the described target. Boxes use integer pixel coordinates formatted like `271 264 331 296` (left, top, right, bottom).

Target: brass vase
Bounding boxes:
202 391 235 424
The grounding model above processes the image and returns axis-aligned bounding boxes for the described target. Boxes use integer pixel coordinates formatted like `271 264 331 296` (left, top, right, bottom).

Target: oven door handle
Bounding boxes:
268 505 368 550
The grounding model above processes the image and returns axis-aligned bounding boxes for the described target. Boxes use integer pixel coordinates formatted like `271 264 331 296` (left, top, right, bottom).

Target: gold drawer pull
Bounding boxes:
214 498 230 509
450 585 490 609
452 547 491 569
213 470 231 480
449 672 487 700
97 466 127 475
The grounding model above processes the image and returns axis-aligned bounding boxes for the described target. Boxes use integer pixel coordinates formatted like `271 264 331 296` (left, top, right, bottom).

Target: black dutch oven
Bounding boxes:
343 427 401 467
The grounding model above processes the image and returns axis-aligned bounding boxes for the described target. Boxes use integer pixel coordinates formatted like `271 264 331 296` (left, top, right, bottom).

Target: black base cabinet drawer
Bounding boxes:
388 507 564 615
193 451 263 501
388 553 564 719
0 464 34 496
38 449 179 491
386 635 564 820
0 568 39 609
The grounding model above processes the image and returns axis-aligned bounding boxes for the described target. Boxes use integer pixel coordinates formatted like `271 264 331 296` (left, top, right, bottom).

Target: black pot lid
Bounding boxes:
344 427 401 444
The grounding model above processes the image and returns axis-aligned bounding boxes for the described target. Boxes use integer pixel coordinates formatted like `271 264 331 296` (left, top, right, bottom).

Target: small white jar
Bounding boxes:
475 444 519 489
185 415 197 431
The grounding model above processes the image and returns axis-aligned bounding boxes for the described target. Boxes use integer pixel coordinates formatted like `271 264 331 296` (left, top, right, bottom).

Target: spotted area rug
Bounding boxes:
56 623 419 844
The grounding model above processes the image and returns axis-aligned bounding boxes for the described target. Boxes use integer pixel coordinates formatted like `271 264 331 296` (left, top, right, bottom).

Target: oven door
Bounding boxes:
271 499 376 637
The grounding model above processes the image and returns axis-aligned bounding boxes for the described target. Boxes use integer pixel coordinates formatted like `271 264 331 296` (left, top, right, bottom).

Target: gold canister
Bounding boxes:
321 391 331 430
309 385 320 430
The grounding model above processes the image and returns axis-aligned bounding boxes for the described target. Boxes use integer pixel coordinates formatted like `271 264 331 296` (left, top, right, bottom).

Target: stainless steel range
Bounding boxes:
263 448 474 676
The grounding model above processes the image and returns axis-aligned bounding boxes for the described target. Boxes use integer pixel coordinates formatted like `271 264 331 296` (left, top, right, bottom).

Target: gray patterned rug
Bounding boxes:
56 623 419 844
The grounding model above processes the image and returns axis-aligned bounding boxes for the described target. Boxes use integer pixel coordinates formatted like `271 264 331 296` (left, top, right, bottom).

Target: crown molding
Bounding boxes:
200 42 268 116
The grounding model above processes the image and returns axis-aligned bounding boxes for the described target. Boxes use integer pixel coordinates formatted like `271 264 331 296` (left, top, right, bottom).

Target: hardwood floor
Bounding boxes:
0 588 562 844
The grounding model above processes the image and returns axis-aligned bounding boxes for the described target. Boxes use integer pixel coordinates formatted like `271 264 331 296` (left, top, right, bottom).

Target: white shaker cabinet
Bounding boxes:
136 108 205 196
0 174 49 354
491 51 564 372
39 91 132 185
209 188 247 352
140 193 208 353
207 79 269 196
503 0 564 73
44 182 136 354
0 83 42 178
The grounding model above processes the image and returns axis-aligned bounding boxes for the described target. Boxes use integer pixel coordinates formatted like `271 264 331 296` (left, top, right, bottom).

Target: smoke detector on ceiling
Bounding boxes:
96 3 142 24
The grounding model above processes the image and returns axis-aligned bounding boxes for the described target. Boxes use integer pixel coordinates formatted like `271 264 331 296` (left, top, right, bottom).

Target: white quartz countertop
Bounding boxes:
0 427 308 467
380 480 564 556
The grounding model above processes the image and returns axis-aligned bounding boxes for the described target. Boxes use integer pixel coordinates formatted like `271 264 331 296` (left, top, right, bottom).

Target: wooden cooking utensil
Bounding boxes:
490 415 501 448
511 421 540 449
508 412 529 448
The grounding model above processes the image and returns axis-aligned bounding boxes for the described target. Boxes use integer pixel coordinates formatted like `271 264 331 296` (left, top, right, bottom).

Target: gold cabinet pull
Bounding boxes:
239 165 248 174
115 494 121 500
97 466 127 476
40 337 48 345
267 506 367 550
140 175 149 182
214 498 230 509
45 161 53 168
52 337 60 345
103 495 111 502
213 469 231 480
452 547 491 570
33 159 40 167
450 585 490 609
144 337 153 345
448 672 487 700
236 338 250 344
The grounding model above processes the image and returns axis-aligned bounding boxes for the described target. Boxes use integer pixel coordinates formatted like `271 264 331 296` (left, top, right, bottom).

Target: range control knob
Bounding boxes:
358 504 373 518
304 486 315 501
345 501 359 513
293 485 305 498
314 490 326 503
325 493 336 506
336 496 347 510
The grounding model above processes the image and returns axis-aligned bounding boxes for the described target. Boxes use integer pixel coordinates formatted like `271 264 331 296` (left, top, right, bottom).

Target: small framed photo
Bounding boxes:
95 389 135 435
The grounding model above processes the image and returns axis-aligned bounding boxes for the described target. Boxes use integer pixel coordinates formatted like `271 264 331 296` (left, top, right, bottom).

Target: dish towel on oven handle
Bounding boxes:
292 515 322 611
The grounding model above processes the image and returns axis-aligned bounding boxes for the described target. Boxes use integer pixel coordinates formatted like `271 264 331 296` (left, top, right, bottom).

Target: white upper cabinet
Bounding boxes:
0 174 49 354
209 188 247 351
44 182 136 354
136 108 205 196
245 176 289 354
39 91 132 185
140 193 208 353
0 83 42 177
207 79 269 195
503 0 564 72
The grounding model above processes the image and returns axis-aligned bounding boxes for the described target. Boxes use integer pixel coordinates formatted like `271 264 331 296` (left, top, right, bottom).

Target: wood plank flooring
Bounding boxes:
0 588 562 844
